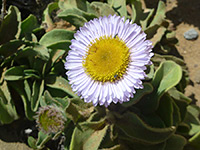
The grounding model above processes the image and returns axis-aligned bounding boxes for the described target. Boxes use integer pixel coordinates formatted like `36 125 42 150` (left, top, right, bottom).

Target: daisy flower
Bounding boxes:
65 15 153 107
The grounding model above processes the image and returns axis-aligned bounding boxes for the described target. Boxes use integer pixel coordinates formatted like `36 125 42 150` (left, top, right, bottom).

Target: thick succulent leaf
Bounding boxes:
99 145 121 150
140 9 154 30
151 61 182 106
16 45 50 62
0 6 20 44
147 1 166 28
172 101 181 126
19 14 39 39
168 87 191 121
141 113 165 128
184 105 200 136
59 13 87 28
23 69 41 79
40 90 69 109
90 2 116 17
46 76 78 98
31 80 44 112
176 122 190 135
146 64 155 80
70 120 108 150
168 87 191 104
136 61 182 114
36 131 52 149
120 140 166 150
59 0 87 11
0 39 23 58
0 81 19 124
164 134 186 150
156 94 173 127
189 131 200 149
131 0 144 24
122 83 153 107
58 8 97 22
145 1 166 39
42 2 59 30
150 26 167 46
27 136 37 149
39 29 74 50
116 112 175 144
4 66 26 81
65 99 82 123
107 0 127 18
8 80 35 120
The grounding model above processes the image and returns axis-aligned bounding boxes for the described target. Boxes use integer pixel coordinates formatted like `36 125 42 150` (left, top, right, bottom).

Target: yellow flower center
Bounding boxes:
83 36 130 82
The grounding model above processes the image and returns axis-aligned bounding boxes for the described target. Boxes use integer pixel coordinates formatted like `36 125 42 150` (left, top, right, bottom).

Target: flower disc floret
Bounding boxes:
65 15 153 107
83 36 130 82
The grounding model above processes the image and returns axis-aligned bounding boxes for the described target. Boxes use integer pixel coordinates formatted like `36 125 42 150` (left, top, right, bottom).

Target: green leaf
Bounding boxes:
146 64 155 80
90 2 116 17
141 113 165 128
20 14 39 39
59 13 88 28
147 1 166 28
65 99 82 123
140 9 154 30
24 69 41 79
31 80 44 112
46 76 78 98
58 8 97 22
8 80 35 120
59 0 87 11
168 87 191 104
0 39 24 58
172 101 181 126
70 120 108 150
189 131 200 149
122 83 153 107
0 6 20 44
28 136 37 149
156 94 173 127
107 0 127 18
36 131 52 149
0 81 19 124
42 2 59 30
136 61 182 114
152 61 182 99
50 49 65 64
116 112 176 144
168 88 191 121
40 90 69 109
4 66 26 81
16 45 50 62
150 26 167 46
131 0 144 24
39 29 74 50
121 140 166 150
184 105 200 136
165 134 186 150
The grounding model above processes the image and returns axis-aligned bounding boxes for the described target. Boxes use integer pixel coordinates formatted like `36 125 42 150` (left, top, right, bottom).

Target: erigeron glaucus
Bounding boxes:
65 15 153 107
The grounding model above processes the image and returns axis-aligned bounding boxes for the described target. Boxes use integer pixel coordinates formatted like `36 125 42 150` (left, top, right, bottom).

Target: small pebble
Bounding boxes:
194 64 198 68
184 29 199 40
24 128 32 134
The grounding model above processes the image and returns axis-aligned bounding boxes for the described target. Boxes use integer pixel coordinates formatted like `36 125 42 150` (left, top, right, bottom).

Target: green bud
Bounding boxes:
35 105 66 134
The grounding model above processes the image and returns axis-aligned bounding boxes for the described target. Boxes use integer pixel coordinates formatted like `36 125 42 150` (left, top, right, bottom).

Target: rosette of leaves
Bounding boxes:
0 5 79 124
